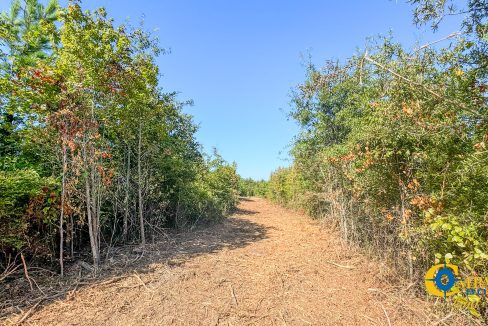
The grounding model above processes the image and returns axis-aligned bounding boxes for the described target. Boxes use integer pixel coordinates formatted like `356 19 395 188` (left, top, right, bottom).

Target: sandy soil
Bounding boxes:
5 198 441 325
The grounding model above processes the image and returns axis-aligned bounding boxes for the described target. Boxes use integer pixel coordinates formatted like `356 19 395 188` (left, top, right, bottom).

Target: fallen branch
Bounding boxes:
1 254 23 285
229 284 238 306
432 312 453 326
380 304 392 326
91 275 126 288
362 314 379 325
133 272 151 292
14 299 43 325
78 261 94 272
324 260 355 269
404 282 416 292
13 291 67 325
20 254 34 292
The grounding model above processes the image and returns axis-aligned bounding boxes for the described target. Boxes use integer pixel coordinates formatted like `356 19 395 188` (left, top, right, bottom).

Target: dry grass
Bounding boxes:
0 198 474 325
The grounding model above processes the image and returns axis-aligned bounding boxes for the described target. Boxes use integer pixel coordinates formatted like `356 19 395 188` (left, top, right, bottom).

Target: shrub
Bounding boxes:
267 36 488 281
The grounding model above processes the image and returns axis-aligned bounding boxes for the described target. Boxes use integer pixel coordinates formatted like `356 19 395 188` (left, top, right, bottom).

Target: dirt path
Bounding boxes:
14 198 433 325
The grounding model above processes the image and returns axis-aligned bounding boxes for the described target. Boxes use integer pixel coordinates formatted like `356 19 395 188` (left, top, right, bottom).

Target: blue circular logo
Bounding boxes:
434 266 457 292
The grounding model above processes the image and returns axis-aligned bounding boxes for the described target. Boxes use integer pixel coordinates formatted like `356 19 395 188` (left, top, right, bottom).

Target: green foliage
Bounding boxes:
0 169 57 250
239 178 267 197
428 215 488 270
409 0 487 36
0 0 239 268
268 25 487 282
267 3 487 316
177 152 239 225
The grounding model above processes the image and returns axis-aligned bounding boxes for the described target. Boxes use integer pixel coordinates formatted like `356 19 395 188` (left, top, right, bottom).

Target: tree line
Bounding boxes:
0 0 239 276
238 178 267 197
266 0 487 306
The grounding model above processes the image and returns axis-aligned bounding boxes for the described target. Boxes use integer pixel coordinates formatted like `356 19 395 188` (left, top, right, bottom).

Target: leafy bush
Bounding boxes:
0 169 57 252
239 178 268 197
267 35 487 280
0 0 239 271
177 153 239 225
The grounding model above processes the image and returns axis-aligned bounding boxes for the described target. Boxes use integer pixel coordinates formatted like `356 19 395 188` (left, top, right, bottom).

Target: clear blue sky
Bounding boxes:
3 1 462 180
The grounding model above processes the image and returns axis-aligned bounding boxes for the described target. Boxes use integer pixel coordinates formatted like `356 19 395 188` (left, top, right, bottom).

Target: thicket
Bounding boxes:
0 0 239 275
238 178 267 197
268 0 487 289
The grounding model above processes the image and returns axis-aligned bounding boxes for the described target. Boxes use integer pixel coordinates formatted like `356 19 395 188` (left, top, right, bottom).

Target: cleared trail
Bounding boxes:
16 198 434 325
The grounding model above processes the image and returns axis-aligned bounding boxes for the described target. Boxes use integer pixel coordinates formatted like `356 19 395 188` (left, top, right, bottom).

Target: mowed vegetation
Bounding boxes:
267 0 487 294
0 0 239 275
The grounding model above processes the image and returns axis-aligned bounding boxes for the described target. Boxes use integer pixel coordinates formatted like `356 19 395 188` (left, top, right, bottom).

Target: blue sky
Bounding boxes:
2 1 462 180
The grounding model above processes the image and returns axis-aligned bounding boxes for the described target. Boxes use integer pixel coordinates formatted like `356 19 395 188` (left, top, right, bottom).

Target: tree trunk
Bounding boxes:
70 214 74 258
59 140 66 277
93 166 101 257
138 122 145 245
85 173 99 268
84 142 100 269
123 145 130 241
